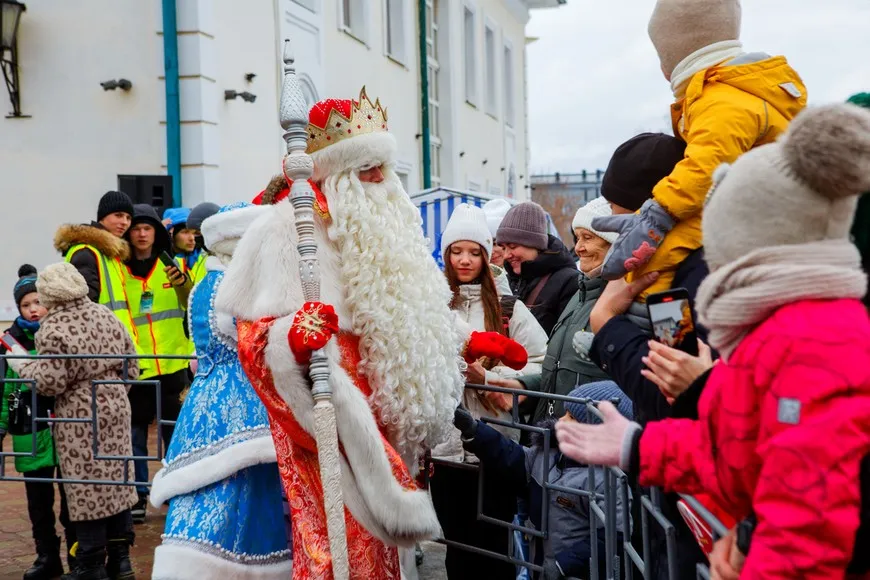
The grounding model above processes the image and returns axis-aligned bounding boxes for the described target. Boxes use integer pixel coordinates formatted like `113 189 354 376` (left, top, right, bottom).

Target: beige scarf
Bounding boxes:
670 40 744 99
696 240 867 360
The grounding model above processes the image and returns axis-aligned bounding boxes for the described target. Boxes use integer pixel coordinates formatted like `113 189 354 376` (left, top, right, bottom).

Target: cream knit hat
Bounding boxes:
703 103 870 271
482 198 512 237
441 204 494 259
648 0 742 76
36 262 89 309
571 197 618 244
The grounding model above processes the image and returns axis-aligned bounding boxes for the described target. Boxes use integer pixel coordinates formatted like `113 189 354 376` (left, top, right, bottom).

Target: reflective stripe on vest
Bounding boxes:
126 260 190 378
65 244 154 378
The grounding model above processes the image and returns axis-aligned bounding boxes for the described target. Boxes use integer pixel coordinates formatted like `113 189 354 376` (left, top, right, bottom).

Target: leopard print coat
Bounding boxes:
17 297 139 521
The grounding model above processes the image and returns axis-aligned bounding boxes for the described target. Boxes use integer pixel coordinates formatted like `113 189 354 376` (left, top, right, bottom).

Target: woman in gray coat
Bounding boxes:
4 262 139 580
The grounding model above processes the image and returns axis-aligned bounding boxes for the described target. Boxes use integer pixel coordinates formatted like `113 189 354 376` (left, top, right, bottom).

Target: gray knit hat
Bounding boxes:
564 381 634 425
496 202 548 250
648 0 742 76
187 202 221 232
703 104 870 271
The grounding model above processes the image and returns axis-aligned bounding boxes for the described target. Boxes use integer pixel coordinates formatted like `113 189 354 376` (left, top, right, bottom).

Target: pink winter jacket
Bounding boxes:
639 299 870 579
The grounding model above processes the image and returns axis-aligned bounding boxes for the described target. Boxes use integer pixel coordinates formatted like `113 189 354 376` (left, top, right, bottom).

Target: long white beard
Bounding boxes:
325 167 464 466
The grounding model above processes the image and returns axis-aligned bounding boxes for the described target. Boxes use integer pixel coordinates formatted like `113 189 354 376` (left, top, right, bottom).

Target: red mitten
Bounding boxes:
463 331 505 363
288 302 339 364
498 336 528 371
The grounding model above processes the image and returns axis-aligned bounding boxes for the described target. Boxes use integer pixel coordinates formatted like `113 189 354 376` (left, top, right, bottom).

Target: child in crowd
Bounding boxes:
0 265 76 579
594 0 807 301
453 381 633 580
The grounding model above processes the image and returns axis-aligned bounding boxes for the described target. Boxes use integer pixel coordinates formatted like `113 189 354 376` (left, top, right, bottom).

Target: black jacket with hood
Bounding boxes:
506 235 580 336
124 204 173 279
53 222 131 303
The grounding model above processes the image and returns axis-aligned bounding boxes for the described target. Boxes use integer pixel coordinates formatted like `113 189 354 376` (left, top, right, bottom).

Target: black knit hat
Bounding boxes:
601 133 687 212
14 264 38 308
97 190 135 222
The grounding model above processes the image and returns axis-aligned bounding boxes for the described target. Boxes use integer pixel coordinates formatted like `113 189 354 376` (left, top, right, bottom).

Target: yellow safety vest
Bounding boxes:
125 260 190 379
184 252 208 287
65 244 153 377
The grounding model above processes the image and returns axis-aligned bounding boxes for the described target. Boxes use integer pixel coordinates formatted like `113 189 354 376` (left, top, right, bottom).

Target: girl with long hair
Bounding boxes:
431 204 547 579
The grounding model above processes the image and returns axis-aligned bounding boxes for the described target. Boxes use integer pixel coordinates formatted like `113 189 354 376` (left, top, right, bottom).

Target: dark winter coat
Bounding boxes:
590 248 709 426
124 204 172 279
518 275 611 424
463 420 625 579
0 321 57 473
590 248 710 580
54 222 131 303
506 235 579 336
15 296 139 521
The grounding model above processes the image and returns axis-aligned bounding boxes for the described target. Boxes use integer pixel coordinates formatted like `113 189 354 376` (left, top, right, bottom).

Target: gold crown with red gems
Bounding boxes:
306 87 389 154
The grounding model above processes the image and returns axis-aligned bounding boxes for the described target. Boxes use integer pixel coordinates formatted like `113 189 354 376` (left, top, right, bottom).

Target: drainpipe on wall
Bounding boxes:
418 0 431 189
162 0 182 207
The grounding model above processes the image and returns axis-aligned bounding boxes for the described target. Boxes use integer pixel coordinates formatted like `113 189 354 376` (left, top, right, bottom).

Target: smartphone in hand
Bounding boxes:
646 288 699 356
158 251 177 268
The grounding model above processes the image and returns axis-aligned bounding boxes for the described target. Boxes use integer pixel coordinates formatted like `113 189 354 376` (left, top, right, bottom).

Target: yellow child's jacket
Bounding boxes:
631 55 807 299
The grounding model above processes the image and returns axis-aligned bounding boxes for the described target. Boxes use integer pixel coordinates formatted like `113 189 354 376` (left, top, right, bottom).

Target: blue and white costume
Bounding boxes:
151 203 290 579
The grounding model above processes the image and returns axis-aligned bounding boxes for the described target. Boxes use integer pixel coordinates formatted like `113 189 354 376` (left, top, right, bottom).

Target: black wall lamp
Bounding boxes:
225 90 256 103
244 73 256 83
101 79 132 91
1 0 27 118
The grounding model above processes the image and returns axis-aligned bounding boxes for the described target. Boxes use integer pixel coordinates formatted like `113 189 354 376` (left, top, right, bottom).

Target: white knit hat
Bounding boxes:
571 197 618 244
481 198 512 237
440 204 494 258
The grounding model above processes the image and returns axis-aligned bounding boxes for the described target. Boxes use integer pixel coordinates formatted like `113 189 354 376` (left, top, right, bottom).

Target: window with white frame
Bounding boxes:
484 22 497 116
425 0 441 185
463 5 477 105
503 42 515 126
385 0 406 63
341 0 367 43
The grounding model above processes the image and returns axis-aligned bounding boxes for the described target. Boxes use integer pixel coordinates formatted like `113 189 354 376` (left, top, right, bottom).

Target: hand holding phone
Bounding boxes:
159 252 186 286
646 288 699 356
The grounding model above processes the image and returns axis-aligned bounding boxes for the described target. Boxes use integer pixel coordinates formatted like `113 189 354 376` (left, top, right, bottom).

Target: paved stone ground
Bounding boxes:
0 426 449 579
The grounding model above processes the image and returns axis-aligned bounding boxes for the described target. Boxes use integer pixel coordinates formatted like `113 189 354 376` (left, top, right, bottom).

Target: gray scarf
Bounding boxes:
696 240 867 360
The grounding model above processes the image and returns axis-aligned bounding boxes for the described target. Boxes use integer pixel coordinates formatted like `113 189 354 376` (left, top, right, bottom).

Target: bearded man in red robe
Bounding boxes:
217 88 525 580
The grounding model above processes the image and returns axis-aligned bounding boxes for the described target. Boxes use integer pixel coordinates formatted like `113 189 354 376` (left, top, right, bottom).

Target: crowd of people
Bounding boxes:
1 0 869 579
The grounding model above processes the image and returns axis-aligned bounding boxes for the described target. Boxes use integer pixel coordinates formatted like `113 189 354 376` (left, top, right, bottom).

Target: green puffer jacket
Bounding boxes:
519 274 611 424
0 322 57 474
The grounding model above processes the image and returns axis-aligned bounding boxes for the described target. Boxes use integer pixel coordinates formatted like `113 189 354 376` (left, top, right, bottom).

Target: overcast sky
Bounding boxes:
525 0 870 174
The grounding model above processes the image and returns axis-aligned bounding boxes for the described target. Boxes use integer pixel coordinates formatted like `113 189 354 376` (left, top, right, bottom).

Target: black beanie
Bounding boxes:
14 264 38 308
601 133 687 212
97 191 135 222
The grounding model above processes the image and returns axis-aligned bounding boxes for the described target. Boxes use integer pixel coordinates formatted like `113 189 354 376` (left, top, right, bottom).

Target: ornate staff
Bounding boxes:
279 39 350 579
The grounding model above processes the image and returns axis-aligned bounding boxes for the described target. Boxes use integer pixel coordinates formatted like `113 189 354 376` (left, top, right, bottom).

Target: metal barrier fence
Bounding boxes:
0 353 726 578
426 383 726 580
0 353 192 488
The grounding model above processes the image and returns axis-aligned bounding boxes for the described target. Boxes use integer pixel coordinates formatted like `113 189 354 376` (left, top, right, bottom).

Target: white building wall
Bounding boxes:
0 0 548 314
0 0 163 319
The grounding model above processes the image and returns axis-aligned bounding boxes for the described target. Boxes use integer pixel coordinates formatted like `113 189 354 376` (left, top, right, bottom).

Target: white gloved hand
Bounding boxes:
1 333 28 374
555 401 642 470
